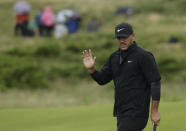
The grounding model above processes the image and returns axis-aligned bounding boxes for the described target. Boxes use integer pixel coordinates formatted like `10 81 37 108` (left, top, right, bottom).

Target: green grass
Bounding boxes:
0 101 186 131
0 81 185 131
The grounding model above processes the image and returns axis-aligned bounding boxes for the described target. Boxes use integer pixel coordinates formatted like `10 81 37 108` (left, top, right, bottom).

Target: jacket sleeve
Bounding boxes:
139 52 161 84
90 58 113 85
151 81 161 100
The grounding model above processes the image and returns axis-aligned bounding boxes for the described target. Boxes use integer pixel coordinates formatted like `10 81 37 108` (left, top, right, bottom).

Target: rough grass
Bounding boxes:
0 81 185 108
0 80 114 108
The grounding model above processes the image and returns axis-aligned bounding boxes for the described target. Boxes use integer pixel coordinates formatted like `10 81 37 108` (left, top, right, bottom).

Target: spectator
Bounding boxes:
86 17 102 32
62 10 81 34
13 1 33 37
35 8 44 36
115 6 134 16
41 6 55 37
168 36 179 44
65 17 79 33
54 10 68 38
28 19 36 36
14 13 29 36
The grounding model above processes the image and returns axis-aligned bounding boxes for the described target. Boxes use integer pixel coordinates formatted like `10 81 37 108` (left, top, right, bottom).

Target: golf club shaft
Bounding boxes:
153 124 157 131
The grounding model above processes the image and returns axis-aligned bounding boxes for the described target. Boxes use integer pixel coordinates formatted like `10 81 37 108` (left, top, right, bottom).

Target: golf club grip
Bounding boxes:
153 125 157 131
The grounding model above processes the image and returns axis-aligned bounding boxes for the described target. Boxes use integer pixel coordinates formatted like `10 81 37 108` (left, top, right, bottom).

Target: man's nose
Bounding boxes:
120 38 126 42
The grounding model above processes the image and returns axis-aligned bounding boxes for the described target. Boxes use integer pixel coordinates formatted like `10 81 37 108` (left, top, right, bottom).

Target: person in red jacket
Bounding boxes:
14 13 34 37
15 13 29 36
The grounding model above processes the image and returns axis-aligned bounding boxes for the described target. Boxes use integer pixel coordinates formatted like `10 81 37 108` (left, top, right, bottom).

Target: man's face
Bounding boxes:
116 33 135 51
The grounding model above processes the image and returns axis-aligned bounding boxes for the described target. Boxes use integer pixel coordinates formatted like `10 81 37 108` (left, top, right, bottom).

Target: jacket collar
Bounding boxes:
119 41 137 64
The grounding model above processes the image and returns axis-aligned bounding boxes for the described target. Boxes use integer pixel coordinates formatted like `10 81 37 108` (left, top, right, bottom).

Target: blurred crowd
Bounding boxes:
13 1 102 38
13 1 179 44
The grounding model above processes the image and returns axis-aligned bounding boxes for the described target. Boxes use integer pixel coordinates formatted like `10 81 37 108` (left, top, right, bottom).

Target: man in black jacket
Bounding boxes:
81 22 161 131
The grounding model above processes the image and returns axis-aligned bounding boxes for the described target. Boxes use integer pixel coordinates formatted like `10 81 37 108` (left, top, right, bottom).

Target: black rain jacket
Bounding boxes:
91 42 161 118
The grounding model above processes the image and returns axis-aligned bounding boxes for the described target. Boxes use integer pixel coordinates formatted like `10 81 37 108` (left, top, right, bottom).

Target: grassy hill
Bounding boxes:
0 0 186 89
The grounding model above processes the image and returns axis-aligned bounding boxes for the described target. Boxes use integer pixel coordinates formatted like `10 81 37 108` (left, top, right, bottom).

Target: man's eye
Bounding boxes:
117 37 121 40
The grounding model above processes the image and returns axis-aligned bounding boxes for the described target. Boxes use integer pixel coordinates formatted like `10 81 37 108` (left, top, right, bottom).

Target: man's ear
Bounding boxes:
131 33 135 40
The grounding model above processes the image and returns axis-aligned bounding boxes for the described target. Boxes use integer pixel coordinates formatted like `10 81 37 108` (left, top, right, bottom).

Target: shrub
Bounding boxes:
157 54 186 81
0 55 48 89
48 64 87 79
34 43 61 57
5 47 34 57
158 56 185 73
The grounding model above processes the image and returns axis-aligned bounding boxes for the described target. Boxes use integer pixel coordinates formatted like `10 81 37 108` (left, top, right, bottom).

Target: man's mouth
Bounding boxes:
120 43 126 47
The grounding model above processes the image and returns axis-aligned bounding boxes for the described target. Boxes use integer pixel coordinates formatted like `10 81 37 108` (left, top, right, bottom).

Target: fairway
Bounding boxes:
0 101 186 131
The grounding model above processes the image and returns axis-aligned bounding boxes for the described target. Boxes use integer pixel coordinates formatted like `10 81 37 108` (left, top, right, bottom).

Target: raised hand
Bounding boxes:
82 49 96 73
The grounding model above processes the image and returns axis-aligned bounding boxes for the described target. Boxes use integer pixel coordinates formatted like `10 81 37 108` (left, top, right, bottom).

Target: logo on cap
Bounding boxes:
117 28 125 32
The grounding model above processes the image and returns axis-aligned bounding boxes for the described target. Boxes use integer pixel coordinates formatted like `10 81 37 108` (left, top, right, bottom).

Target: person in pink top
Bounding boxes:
41 6 54 36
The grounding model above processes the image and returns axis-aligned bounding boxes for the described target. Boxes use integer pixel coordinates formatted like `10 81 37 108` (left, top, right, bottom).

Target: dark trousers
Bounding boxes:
117 117 148 131
42 26 53 37
15 24 22 36
15 22 34 37
38 25 44 36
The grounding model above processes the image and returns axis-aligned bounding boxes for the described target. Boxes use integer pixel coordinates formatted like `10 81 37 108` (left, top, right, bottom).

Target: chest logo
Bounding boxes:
128 60 133 63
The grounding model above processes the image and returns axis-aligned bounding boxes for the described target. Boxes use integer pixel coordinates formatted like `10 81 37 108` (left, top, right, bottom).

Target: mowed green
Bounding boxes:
0 101 186 131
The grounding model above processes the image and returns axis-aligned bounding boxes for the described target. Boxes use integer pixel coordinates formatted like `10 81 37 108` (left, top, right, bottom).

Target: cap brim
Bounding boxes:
115 34 130 38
